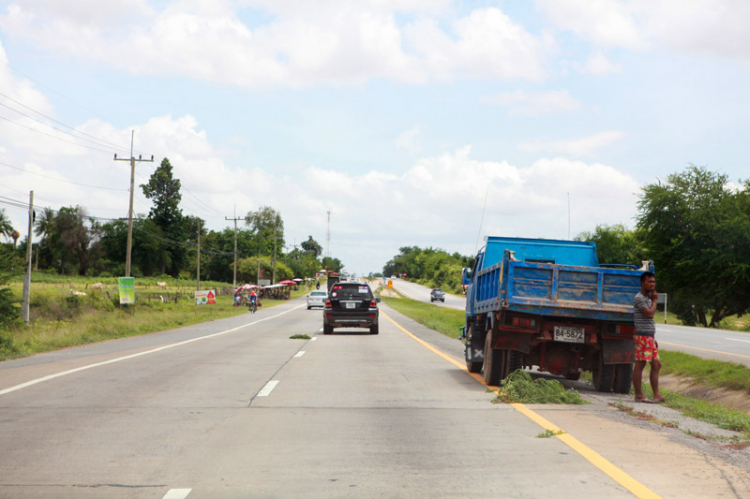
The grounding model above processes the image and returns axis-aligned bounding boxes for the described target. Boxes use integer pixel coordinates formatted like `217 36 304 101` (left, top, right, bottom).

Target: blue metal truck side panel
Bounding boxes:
470 237 641 322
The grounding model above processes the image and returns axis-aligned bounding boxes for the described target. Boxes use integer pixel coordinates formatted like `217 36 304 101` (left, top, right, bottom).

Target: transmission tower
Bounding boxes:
325 211 331 259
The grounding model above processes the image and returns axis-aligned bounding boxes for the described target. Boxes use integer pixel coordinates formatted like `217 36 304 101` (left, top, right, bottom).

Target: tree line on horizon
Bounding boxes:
0 158 342 286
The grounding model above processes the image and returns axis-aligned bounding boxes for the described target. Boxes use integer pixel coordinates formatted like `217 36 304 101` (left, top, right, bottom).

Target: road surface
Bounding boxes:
1 299 749 498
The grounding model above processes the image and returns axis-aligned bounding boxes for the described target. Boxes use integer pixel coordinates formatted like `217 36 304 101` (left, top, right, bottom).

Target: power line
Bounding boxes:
0 160 128 192
0 97 131 153
0 114 114 154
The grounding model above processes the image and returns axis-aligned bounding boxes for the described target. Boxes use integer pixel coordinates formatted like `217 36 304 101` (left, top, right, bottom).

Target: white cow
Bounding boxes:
157 281 167 290
90 283 103 291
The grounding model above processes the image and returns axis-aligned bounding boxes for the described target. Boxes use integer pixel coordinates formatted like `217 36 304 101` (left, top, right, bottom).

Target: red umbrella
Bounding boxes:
279 280 297 285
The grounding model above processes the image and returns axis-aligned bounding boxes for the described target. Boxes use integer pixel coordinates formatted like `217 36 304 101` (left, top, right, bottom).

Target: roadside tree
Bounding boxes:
636 166 750 327
574 224 647 266
141 158 187 276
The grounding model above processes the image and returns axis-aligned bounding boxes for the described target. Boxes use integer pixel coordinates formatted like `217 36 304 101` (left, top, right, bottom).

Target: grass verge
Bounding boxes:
379 294 464 339
1 283 310 361
659 350 750 393
634 383 750 438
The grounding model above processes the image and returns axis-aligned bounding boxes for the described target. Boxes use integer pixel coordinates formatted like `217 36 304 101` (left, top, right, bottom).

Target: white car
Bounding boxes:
307 290 328 309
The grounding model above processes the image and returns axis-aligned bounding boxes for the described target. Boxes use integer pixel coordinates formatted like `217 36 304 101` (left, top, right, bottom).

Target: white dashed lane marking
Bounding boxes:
294 351 306 358
163 489 191 499
257 380 279 397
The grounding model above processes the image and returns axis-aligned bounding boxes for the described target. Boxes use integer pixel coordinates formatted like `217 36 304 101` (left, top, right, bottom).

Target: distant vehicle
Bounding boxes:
324 282 380 334
307 290 328 310
430 288 446 302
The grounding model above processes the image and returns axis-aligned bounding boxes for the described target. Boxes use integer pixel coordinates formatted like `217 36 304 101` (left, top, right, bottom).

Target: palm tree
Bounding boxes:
0 208 14 242
34 207 55 240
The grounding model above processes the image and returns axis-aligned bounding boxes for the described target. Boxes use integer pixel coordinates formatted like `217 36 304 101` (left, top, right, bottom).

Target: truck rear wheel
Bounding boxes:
613 363 633 394
592 353 615 392
323 323 333 335
482 332 505 386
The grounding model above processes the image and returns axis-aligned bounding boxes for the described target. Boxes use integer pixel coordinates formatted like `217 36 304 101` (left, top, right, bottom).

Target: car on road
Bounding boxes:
323 282 380 334
307 290 328 309
430 288 446 302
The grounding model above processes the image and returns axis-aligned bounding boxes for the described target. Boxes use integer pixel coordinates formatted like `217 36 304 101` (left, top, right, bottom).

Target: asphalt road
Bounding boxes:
1 299 749 498
389 278 750 367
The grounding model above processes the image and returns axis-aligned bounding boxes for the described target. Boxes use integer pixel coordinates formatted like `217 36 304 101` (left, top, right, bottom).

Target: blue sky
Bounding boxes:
1 0 749 274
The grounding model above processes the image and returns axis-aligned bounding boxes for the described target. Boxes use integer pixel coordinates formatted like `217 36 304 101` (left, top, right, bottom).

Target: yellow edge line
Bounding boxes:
660 341 750 360
381 309 661 499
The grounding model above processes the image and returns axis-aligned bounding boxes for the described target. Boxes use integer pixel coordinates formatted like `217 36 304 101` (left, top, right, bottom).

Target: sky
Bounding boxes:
0 0 748 276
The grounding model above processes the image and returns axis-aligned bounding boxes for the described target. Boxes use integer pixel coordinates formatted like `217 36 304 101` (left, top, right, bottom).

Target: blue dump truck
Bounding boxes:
462 236 650 393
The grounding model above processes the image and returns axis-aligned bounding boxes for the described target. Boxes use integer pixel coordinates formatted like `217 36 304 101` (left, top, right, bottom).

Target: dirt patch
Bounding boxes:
660 373 750 413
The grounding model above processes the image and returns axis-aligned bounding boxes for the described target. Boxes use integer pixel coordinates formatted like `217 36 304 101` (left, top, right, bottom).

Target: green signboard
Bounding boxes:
118 277 135 305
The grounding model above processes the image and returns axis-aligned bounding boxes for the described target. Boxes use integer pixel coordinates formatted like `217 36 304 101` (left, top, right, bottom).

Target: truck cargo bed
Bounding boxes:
473 260 640 321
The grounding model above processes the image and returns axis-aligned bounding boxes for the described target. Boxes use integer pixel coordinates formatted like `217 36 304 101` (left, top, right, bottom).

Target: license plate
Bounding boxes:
346 302 356 309
553 326 585 343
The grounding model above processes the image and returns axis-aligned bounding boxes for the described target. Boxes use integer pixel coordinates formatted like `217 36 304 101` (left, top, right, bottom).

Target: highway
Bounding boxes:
390 278 750 367
1 299 749 498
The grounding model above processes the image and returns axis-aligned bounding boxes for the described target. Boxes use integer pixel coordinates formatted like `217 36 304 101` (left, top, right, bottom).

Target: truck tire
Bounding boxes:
370 324 379 335
592 353 615 392
482 332 505 386
323 323 333 335
613 363 633 394
465 324 483 373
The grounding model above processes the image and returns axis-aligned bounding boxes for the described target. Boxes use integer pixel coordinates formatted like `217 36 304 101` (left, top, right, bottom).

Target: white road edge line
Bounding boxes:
162 488 192 499
257 380 279 397
725 338 750 343
294 351 306 358
311 337 317 341
0 305 305 398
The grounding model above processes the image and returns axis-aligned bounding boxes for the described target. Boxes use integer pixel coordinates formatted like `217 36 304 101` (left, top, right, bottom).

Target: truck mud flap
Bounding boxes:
601 338 635 365
494 331 532 354
465 337 484 363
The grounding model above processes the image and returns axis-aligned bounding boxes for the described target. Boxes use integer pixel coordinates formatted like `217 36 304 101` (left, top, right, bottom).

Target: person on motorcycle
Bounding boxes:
249 290 258 312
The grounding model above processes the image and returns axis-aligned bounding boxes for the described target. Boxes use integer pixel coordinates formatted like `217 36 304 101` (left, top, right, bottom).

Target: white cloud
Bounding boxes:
395 126 422 155
537 0 750 61
483 90 581 116
574 52 622 74
0 3 547 88
536 0 644 49
0 103 641 273
519 131 626 157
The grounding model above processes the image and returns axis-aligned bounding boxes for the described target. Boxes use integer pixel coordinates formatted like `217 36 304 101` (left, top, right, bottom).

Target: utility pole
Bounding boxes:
225 214 243 290
114 130 153 277
196 220 201 291
325 210 331 259
21 190 33 324
272 225 277 285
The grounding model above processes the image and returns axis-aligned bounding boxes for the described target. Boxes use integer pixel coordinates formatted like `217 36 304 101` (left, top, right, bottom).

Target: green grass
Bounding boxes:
379 294 464 339
635 384 750 438
659 350 750 393
0 277 310 361
536 429 566 438
493 370 587 405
